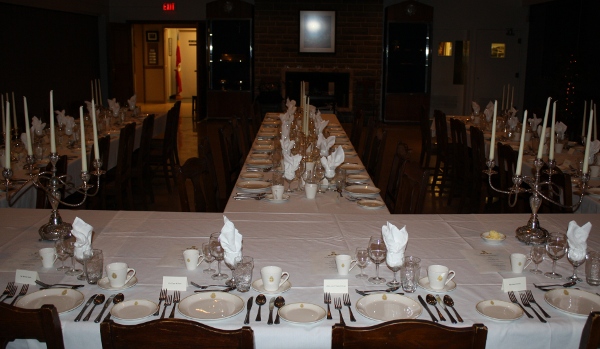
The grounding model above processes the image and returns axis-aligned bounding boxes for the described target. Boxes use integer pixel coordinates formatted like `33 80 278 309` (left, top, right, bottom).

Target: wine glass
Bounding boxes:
567 247 586 282
294 161 305 191
544 232 567 279
386 255 402 287
63 235 82 276
325 168 336 191
55 239 70 271
355 247 370 279
314 162 326 194
368 235 387 284
529 245 545 274
209 232 228 280
202 242 216 274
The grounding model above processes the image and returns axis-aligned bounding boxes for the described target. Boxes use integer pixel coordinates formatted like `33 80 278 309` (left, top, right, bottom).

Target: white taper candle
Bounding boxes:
549 101 556 160
23 97 32 156
537 97 551 159
489 100 498 160
515 110 528 176
583 109 594 174
91 99 99 160
5 102 10 169
79 106 87 172
49 90 56 153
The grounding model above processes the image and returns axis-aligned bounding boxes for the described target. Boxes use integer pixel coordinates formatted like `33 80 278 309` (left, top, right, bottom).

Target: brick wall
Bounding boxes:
254 0 383 114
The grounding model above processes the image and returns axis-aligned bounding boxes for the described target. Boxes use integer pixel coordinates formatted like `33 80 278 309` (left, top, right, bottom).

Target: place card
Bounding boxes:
501 277 527 292
461 249 511 273
15 269 39 285
324 279 348 294
162 276 187 291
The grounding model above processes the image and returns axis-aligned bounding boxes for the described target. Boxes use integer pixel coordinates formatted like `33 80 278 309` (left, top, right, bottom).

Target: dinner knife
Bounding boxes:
436 295 457 324
94 294 115 323
418 295 438 322
244 297 253 324
267 297 275 325
74 294 98 322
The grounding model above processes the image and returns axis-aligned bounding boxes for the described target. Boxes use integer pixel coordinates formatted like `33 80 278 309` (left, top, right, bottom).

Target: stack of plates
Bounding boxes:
236 181 271 193
344 185 380 198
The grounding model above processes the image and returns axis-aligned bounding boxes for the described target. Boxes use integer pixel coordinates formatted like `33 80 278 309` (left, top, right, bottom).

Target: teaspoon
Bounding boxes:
103 293 124 322
274 296 285 324
83 294 105 321
443 295 463 323
255 294 266 321
533 281 576 289
426 294 446 321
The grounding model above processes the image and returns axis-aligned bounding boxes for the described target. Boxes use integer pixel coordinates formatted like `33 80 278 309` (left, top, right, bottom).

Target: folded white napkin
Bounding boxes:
63 116 75 133
283 153 302 180
317 133 335 156
280 139 295 156
55 110 66 126
71 217 93 260
220 215 243 266
317 119 329 135
382 222 408 267
320 145 345 172
484 101 494 122
508 116 519 129
472 101 480 114
20 133 29 146
127 94 136 110
555 121 567 140
107 98 120 117
590 140 600 156
285 98 296 111
529 114 542 131
31 117 46 136
566 220 590 261
537 126 551 138
508 107 518 118
313 110 323 125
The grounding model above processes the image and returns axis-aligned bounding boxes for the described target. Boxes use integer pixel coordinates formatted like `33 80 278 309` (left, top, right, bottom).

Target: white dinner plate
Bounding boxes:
345 151 358 157
279 303 326 324
341 145 354 151
344 185 380 197
330 132 347 138
252 144 274 153
544 289 600 316
110 299 158 321
246 159 272 168
236 181 271 193
335 138 351 145
340 163 365 172
262 120 281 127
475 300 523 321
355 294 422 321
480 231 506 244
16 289 85 314
250 153 270 160
418 277 457 293
240 172 264 180
178 292 244 320
347 174 370 184
257 132 276 139
255 139 273 146
98 276 138 291
264 194 290 202
265 112 281 118
357 199 386 209
251 279 292 294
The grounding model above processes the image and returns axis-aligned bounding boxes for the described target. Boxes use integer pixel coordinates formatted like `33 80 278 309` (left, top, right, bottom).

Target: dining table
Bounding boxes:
1 208 599 349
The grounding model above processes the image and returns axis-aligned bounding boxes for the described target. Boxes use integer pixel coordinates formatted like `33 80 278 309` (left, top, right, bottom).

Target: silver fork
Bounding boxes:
324 292 332 320
10 285 29 306
507 291 532 318
525 290 551 318
334 298 345 325
0 282 14 302
153 289 166 316
169 291 180 318
160 295 172 319
1 284 17 303
343 294 356 322
519 292 546 322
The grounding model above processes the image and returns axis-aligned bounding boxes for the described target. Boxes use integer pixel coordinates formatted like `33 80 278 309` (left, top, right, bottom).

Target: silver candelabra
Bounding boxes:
2 152 104 241
485 157 588 244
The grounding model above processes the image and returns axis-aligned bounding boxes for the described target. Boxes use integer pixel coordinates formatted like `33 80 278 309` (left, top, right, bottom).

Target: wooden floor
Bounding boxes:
139 100 460 214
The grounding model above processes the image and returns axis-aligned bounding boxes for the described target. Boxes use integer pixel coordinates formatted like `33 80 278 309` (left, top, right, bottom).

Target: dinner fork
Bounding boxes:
324 292 332 320
0 282 14 302
153 289 166 316
507 291 533 318
334 298 345 325
1 284 17 303
519 292 546 322
343 294 356 322
10 285 28 306
525 290 551 318
169 291 180 318
160 295 172 319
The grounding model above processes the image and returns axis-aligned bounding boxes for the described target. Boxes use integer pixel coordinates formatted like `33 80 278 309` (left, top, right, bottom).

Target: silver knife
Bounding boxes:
436 295 457 324
74 294 97 322
244 297 253 324
267 297 275 325
418 295 438 322
94 294 115 323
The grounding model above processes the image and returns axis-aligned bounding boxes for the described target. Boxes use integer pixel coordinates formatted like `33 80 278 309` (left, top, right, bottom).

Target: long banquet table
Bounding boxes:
2 208 599 349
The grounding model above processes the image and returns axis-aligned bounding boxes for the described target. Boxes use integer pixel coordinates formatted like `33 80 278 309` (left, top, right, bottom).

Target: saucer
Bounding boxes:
98 276 138 290
251 279 292 294
418 276 456 293
265 194 290 202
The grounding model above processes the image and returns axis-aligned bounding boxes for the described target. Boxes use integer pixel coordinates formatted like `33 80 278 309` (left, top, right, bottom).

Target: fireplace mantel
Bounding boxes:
281 68 353 112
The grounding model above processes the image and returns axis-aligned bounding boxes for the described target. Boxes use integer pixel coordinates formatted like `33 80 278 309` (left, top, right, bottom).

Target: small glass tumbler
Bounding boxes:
401 256 421 293
232 256 254 292
83 249 103 284
585 251 600 286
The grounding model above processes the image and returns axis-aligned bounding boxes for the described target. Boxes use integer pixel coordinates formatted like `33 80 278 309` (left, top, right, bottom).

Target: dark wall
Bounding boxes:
0 3 99 128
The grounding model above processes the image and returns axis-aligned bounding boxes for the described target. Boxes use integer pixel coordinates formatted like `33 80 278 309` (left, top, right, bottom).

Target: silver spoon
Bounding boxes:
426 294 446 321
103 293 124 322
255 294 266 321
443 295 463 322
83 294 105 321
274 296 285 324
533 281 576 289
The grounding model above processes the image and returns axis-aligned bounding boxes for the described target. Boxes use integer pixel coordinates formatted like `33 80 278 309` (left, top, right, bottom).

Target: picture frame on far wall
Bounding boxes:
146 31 159 42
299 11 335 53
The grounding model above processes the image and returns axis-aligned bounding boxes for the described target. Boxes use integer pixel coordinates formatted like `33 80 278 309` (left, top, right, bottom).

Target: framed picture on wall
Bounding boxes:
299 11 335 53
146 31 159 42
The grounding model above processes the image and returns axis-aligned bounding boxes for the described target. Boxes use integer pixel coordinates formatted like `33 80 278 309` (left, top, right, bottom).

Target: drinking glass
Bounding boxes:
367 235 387 284
355 247 370 279
202 242 216 274
529 245 544 274
55 239 70 271
401 256 421 293
544 232 567 279
386 260 402 288
209 232 228 280
567 247 586 282
294 161 305 191
314 162 326 194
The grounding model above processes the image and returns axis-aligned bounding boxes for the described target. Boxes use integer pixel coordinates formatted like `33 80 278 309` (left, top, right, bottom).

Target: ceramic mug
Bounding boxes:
305 183 318 199
106 262 136 288
39 247 57 268
335 254 357 275
261 266 289 291
427 265 456 290
183 249 204 270
510 253 532 273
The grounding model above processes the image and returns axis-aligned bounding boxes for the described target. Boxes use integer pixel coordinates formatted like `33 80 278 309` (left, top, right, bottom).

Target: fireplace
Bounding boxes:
282 68 353 112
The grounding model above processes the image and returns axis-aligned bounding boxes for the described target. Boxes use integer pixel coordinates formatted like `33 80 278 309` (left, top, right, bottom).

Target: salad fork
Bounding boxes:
343 294 356 322
519 292 546 322
10 285 29 305
161 295 172 319
0 282 14 301
153 289 166 316
525 290 550 318
324 292 332 320
1 284 17 303
334 298 345 325
507 291 532 318
169 291 181 318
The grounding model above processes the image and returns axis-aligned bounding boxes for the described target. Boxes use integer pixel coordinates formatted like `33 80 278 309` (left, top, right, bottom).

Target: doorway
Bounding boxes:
164 28 197 100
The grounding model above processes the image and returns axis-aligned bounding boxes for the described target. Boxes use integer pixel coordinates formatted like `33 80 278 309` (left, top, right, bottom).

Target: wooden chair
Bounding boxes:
104 122 136 210
0 303 65 349
174 157 213 212
100 318 254 349
132 114 155 210
350 109 364 150
149 103 181 192
419 106 435 169
197 136 222 212
392 160 431 214
36 155 68 209
579 311 600 349
361 119 377 168
447 118 470 211
431 110 451 193
366 126 387 187
231 116 250 159
332 320 487 349
384 141 409 213
219 123 243 196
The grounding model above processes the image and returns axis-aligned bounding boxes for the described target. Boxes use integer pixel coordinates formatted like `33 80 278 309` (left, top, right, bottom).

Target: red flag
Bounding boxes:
175 32 182 94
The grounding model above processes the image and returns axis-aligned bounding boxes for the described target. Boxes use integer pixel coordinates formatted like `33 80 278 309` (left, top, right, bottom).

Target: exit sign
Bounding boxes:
163 2 175 11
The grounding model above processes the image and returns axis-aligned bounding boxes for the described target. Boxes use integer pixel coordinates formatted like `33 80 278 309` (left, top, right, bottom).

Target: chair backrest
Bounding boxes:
394 160 430 214
136 114 155 170
88 134 111 172
384 141 409 212
100 318 254 349
162 107 180 159
231 116 249 158
350 109 364 149
469 126 487 213
219 123 242 195
450 118 469 172
175 157 213 212
367 127 387 187
434 110 449 157
580 311 600 349
197 136 222 212
115 122 136 183
36 155 68 209
419 106 432 167
332 320 487 349
540 166 573 213
0 303 65 349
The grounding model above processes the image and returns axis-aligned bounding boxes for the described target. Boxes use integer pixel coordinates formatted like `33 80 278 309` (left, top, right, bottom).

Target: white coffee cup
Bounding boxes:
40 247 57 268
427 265 456 290
261 266 289 291
590 165 600 178
271 185 284 200
335 254 357 275
510 253 532 273
106 262 136 288
183 249 204 270
305 183 318 199
554 143 564 154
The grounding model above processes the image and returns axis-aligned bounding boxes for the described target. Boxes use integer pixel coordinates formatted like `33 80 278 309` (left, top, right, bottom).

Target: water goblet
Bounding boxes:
567 247 586 282
325 168 336 191
529 245 544 274
386 261 402 288
55 239 70 271
314 162 326 194
544 232 567 279
367 235 387 284
355 247 370 279
202 242 216 274
63 236 83 276
209 232 228 280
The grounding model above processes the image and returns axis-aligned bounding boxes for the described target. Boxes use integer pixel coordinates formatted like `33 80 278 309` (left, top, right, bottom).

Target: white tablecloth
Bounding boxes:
1 209 599 349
